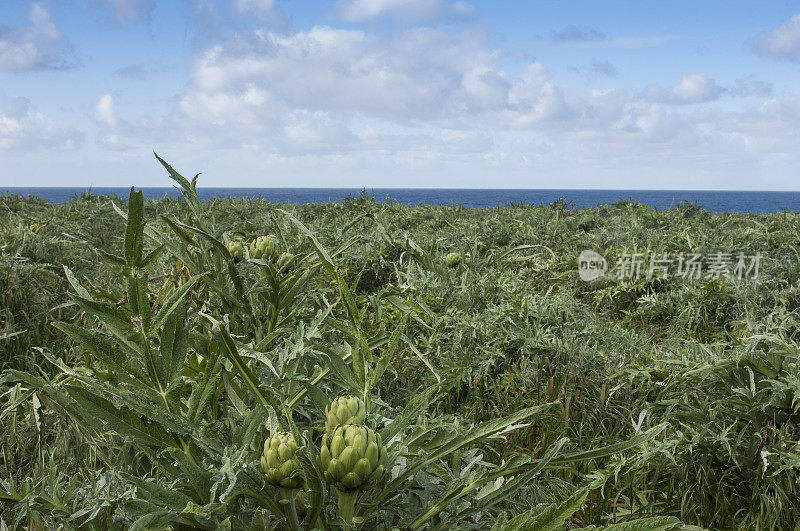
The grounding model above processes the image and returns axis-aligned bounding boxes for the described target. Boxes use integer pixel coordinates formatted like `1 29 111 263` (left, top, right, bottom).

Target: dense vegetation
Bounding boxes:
2 159 800 529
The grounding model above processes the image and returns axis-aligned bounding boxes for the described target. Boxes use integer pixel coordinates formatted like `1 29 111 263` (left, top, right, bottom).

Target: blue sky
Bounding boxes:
2 1 800 189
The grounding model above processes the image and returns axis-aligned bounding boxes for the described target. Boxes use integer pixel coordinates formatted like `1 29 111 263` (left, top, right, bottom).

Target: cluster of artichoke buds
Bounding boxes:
260 431 304 490
259 395 386 526
319 424 387 492
249 235 278 261
325 395 366 433
445 252 461 268
226 241 244 262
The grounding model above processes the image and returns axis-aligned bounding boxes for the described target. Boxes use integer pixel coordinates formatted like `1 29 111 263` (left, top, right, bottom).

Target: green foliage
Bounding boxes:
2 160 800 528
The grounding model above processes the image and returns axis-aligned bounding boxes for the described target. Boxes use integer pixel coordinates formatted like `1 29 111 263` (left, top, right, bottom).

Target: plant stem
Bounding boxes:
280 488 302 531
337 490 358 528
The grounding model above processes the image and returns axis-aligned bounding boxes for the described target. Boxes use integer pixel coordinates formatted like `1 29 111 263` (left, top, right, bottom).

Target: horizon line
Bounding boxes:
3 186 800 193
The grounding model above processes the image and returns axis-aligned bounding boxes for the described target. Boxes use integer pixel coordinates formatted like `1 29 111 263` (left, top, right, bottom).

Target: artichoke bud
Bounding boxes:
249 235 279 261
318 424 386 492
260 432 304 490
325 395 366 432
277 251 295 269
294 490 309 517
445 252 461 268
226 241 244 262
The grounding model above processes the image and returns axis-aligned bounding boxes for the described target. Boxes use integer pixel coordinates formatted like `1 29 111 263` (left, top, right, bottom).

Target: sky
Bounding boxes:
1 1 800 189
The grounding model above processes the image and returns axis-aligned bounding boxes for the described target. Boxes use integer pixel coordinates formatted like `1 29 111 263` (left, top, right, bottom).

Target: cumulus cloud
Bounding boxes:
338 0 473 22
83 20 799 189
93 94 118 127
169 26 728 156
640 74 725 104
189 26 587 128
189 27 476 120
551 25 607 42
754 14 800 60
159 25 589 155
0 4 76 71
85 0 156 26
0 90 83 150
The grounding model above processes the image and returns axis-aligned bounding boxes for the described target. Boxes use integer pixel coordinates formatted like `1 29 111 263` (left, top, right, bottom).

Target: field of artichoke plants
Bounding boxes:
2 157 800 529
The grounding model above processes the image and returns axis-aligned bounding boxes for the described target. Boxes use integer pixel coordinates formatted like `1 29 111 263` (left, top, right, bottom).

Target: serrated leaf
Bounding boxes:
214 326 281 414
187 349 222 426
63 265 91 299
151 274 203 332
499 487 588 531
159 301 188 390
66 386 176 448
166 448 213 505
51 321 148 385
72 295 144 357
124 187 145 268
575 516 684 531
379 402 556 504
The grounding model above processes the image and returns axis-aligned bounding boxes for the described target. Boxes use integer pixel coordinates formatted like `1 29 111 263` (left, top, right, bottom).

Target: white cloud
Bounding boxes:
189 27 479 120
93 94 118 126
754 14 800 60
28 4 60 40
168 27 768 160
0 90 83 150
338 0 473 22
81 22 800 189
184 26 579 133
640 74 724 104
0 4 75 71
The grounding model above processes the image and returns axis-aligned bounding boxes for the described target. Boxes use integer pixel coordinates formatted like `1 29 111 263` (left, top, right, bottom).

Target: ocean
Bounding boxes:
2 187 800 213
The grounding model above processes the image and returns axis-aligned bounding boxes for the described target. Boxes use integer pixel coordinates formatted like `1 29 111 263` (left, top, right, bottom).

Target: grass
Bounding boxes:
1 183 800 529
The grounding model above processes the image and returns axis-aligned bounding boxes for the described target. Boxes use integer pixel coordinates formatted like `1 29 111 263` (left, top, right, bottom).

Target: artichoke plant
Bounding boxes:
226 240 244 262
445 252 461 268
325 395 366 433
261 431 304 490
319 424 386 492
249 235 279 261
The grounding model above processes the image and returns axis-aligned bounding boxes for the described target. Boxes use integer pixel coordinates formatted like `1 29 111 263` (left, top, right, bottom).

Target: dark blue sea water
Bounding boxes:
2 187 800 213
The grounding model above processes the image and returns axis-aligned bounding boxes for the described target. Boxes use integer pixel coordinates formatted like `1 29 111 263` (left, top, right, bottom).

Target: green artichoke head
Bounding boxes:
325 395 366 433
445 252 461 268
249 235 279 261
260 431 304 489
226 241 244 262
318 424 386 492
277 251 295 270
